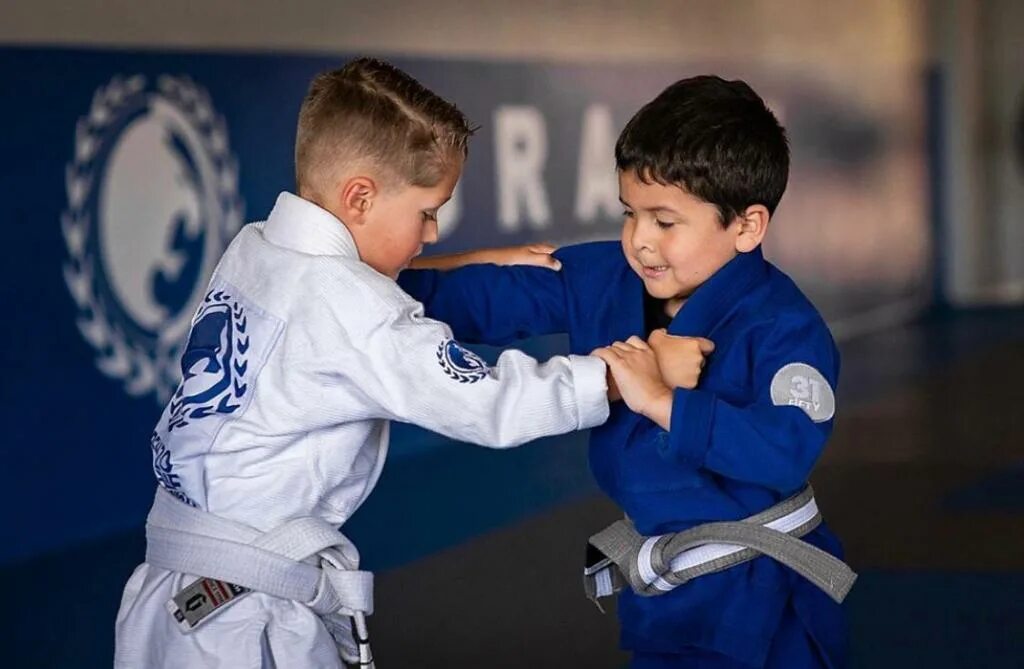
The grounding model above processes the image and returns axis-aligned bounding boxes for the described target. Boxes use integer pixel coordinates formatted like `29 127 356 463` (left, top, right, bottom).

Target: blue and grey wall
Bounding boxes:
2 1 1019 665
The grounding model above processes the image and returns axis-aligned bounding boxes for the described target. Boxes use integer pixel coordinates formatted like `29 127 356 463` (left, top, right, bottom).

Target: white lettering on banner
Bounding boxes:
495 106 551 230
437 180 462 240
575 104 620 224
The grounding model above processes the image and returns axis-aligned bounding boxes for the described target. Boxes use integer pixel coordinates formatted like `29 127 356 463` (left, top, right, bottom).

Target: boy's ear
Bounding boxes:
339 176 377 225
734 204 770 253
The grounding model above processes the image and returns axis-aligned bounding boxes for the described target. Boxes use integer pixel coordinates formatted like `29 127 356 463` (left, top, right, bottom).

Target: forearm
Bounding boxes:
399 262 569 345
640 388 673 431
409 250 494 271
410 244 561 272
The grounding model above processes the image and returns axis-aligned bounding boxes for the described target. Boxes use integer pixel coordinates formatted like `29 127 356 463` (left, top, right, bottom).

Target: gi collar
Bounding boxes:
667 247 770 338
262 192 359 259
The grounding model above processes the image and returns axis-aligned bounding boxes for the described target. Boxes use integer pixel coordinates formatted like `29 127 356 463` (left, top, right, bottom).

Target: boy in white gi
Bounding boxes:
114 58 610 669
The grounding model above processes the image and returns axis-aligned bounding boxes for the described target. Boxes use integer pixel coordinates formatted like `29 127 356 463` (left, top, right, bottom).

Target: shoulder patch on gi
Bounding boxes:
770 362 835 423
437 339 490 383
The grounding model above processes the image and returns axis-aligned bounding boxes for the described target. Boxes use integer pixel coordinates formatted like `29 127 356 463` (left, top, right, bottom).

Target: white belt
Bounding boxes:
144 486 375 666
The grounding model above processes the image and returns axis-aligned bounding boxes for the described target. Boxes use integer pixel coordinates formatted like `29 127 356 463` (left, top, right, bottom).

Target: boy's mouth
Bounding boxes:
640 263 669 279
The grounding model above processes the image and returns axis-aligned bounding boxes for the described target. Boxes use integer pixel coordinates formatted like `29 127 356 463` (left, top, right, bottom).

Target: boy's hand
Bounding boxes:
485 243 561 270
648 329 715 389
592 337 672 430
606 365 622 403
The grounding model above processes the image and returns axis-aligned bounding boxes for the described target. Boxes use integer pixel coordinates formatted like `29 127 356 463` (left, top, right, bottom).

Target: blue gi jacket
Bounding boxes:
399 242 845 667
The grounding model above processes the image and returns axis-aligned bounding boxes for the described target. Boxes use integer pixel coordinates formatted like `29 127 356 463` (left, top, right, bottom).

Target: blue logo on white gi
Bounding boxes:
150 431 197 506
437 339 490 383
61 74 244 402
167 289 249 430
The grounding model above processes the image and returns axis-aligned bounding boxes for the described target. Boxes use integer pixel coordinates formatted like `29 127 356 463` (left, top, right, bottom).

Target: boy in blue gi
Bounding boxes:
399 75 848 668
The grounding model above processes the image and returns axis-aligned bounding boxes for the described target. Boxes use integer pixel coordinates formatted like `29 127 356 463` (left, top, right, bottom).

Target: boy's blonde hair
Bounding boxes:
295 58 474 200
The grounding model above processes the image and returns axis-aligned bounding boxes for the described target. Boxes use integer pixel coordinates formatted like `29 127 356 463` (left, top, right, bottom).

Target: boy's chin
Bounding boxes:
640 279 681 300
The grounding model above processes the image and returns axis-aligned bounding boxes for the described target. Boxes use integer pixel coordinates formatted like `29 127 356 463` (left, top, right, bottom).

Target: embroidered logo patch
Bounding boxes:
150 431 197 507
437 339 489 383
167 289 249 430
770 363 835 423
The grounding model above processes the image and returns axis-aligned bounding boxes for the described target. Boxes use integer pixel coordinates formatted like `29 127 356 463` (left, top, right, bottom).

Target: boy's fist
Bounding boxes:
647 329 715 390
591 336 672 429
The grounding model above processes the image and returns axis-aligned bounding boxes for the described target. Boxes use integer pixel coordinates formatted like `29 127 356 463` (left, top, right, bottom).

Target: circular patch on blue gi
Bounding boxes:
770 363 835 423
437 339 489 383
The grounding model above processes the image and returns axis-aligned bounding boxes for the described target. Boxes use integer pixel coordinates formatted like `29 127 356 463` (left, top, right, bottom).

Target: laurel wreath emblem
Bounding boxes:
166 289 250 431
436 339 490 384
61 75 244 401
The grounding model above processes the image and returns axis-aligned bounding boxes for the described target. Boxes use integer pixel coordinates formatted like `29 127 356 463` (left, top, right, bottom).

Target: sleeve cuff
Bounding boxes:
568 354 610 430
660 388 715 467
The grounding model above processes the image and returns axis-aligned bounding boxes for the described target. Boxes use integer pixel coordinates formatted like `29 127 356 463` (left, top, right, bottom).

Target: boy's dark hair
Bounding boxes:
296 58 475 198
615 75 789 225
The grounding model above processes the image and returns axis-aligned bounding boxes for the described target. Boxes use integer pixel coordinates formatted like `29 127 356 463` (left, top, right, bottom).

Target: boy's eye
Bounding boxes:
622 209 635 218
656 220 674 229
422 211 437 222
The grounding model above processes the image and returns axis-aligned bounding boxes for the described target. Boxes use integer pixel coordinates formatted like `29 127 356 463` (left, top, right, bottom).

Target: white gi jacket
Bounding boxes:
114 192 609 668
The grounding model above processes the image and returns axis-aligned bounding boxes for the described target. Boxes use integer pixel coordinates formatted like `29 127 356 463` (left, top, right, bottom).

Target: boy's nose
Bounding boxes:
630 220 654 252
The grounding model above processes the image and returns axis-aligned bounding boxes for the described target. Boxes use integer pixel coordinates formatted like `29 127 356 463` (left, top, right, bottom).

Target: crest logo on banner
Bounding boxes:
62 75 244 401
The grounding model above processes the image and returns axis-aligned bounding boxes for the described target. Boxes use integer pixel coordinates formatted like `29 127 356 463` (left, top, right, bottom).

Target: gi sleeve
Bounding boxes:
335 293 608 449
397 261 569 346
660 318 840 493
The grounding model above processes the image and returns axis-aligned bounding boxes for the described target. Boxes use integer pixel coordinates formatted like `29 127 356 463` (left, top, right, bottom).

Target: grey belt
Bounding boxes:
583 485 856 607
